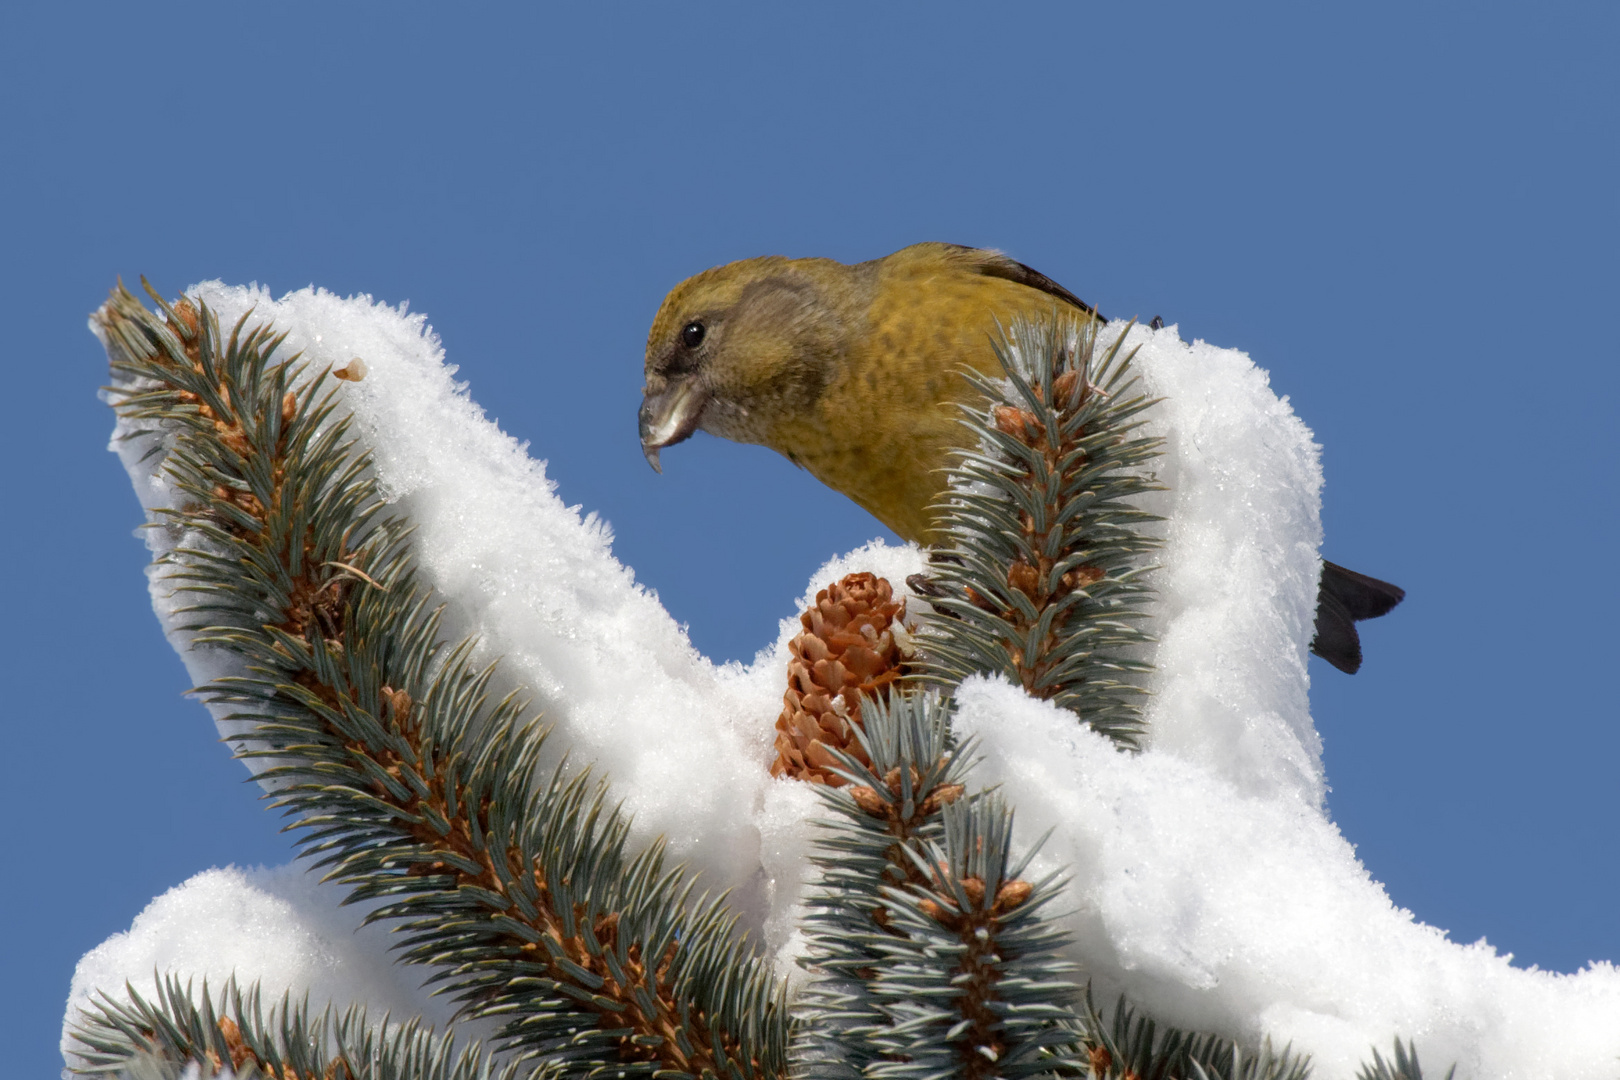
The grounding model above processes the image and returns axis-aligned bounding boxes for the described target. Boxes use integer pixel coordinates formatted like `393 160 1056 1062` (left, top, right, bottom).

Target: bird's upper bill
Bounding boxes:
638 376 708 473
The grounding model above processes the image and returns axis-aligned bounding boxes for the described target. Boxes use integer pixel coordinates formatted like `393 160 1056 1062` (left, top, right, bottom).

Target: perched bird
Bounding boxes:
639 242 1402 672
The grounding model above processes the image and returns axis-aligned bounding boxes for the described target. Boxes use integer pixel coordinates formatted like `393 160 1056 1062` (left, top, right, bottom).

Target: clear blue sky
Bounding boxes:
4 3 1615 1073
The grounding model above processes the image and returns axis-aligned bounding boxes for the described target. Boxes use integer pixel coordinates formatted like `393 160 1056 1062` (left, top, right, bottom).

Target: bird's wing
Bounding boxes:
939 243 1104 321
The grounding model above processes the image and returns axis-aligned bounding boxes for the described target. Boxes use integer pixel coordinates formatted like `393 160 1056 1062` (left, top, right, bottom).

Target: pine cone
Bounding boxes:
771 573 910 785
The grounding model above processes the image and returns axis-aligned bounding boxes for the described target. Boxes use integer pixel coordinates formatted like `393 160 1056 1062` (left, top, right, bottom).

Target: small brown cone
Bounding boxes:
771 573 909 785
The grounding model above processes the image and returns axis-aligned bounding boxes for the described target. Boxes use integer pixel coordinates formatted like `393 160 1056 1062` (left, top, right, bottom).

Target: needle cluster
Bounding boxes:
69 974 525 1080
916 315 1165 749
794 692 1081 1080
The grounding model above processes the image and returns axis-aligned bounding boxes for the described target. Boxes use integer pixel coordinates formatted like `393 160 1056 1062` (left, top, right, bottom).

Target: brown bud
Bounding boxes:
333 358 367 382
214 420 251 456
1007 561 1040 600
1052 369 1082 405
959 876 986 908
1088 1044 1113 1077
849 785 889 816
217 1016 252 1070
993 879 1034 913
282 390 298 424
1061 565 1106 591
383 687 412 723
920 783 966 815
964 586 1000 613
172 297 201 338
992 404 1044 442
882 766 903 795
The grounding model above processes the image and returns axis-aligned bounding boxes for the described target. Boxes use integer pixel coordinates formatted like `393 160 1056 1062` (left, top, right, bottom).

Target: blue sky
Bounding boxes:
3 3 1615 1072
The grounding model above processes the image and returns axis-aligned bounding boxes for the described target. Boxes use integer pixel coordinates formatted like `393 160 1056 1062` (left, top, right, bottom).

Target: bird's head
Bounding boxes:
639 255 859 471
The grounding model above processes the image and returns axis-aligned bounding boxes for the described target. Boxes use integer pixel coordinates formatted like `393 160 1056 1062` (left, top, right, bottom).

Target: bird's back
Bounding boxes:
792 244 1096 543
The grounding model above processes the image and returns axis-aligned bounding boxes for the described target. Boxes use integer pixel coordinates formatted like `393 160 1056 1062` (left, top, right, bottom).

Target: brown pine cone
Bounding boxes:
771 573 911 785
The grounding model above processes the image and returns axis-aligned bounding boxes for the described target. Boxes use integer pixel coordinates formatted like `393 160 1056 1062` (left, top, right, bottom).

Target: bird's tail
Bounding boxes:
1310 560 1406 674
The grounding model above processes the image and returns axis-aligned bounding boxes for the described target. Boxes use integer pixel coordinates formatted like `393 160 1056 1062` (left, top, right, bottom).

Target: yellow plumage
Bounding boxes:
639 242 1405 673
639 242 1095 542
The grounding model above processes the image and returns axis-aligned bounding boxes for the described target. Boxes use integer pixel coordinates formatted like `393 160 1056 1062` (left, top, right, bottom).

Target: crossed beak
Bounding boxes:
638 376 708 473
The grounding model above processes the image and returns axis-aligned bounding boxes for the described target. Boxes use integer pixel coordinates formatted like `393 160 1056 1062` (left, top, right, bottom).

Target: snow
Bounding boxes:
76 285 1620 1078
1129 329 1329 808
60 865 477 1062
954 677 1620 1074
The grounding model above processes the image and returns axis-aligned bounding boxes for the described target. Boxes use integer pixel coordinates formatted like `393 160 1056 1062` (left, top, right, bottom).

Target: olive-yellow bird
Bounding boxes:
638 242 1402 672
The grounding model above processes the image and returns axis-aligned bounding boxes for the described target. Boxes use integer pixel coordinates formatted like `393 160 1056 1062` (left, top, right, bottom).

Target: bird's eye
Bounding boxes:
681 321 706 349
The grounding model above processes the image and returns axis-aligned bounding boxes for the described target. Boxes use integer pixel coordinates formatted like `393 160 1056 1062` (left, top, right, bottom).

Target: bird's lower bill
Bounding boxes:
638 378 708 472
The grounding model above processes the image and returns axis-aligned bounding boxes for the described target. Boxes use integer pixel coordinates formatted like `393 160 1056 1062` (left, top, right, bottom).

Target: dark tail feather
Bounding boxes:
1311 560 1406 674
1320 560 1406 620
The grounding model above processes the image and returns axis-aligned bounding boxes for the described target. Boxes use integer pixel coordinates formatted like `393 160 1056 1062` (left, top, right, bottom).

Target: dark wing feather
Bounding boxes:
942 243 1105 321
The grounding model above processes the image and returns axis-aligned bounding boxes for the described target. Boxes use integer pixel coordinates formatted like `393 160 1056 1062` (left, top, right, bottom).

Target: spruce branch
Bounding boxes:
67 974 527 1080
1353 1041 1454 1080
914 314 1164 749
95 282 787 1079
1074 990 1310 1080
795 692 1086 1080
